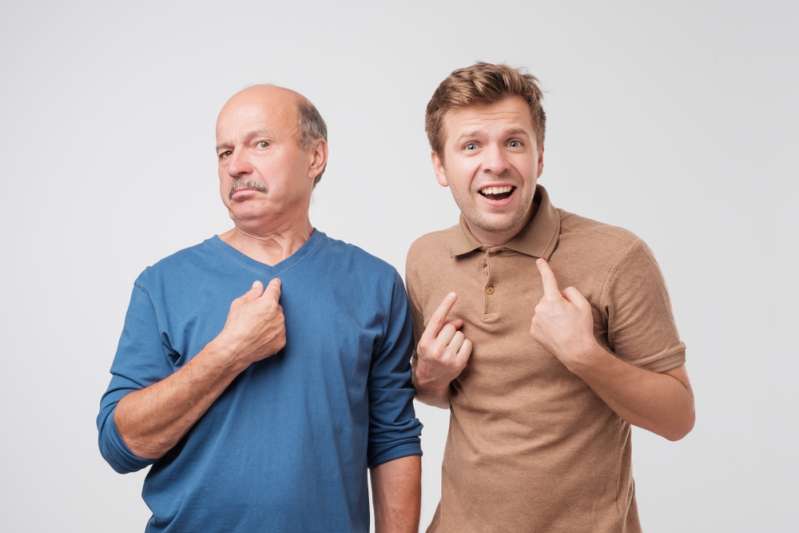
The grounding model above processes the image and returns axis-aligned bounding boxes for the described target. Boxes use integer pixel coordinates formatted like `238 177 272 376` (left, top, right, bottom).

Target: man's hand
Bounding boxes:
530 259 597 370
217 279 286 367
414 292 472 397
531 258 695 439
112 278 287 460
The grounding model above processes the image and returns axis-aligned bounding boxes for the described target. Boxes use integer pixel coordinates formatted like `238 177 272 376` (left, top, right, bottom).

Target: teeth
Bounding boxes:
480 185 513 195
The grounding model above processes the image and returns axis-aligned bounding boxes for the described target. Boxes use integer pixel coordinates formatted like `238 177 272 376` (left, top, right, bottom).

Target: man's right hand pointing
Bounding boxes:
413 292 472 395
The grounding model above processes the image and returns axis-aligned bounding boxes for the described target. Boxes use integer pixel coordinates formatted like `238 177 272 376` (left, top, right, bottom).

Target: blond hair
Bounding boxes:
425 62 546 156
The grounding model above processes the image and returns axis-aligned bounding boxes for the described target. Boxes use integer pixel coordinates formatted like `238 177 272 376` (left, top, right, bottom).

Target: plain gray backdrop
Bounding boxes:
1 1 794 531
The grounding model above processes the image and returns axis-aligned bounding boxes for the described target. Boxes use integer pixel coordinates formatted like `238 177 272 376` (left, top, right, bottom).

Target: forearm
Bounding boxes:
569 345 695 441
114 338 246 459
370 455 421 533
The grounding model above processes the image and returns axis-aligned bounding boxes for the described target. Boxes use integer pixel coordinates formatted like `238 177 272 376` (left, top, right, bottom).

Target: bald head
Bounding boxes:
219 84 304 121
219 84 327 158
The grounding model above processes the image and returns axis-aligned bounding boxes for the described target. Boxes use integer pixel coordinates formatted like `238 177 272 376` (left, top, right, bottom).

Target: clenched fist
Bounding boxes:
530 259 598 370
414 292 472 394
218 278 286 367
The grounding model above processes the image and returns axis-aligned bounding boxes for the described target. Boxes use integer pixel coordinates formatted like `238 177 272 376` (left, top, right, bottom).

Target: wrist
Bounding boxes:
207 334 249 374
564 339 607 375
413 364 451 397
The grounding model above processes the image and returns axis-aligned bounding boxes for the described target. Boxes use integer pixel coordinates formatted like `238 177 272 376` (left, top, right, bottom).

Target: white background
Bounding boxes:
1 1 795 531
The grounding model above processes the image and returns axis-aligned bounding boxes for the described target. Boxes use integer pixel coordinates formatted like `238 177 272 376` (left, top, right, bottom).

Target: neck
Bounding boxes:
220 216 313 266
467 202 536 248
467 222 524 247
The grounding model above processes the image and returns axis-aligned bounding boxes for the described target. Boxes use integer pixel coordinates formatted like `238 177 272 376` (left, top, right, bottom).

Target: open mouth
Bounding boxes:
478 185 516 201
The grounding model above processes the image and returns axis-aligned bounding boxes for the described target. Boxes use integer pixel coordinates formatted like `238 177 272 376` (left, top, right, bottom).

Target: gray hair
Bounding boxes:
297 100 328 185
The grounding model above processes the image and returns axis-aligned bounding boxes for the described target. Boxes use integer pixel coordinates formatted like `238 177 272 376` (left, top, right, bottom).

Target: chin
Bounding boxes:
473 211 529 234
229 206 272 223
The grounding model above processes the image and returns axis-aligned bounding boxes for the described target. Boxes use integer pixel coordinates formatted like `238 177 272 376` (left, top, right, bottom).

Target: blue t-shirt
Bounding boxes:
97 230 423 532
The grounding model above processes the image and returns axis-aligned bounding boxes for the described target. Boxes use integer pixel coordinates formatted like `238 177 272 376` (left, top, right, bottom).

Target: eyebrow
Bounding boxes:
453 129 482 143
215 129 274 152
454 127 531 144
504 128 531 138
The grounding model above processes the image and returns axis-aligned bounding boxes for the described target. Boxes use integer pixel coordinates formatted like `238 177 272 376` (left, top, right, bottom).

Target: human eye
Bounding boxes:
507 138 524 149
255 139 270 149
463 141 479 152
217 150 232 160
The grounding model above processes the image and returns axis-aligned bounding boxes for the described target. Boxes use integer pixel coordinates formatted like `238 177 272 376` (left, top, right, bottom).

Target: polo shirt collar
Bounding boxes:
447 184 560 260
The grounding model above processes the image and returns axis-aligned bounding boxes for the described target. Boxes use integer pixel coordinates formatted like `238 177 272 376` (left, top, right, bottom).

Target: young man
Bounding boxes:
407 63 695 532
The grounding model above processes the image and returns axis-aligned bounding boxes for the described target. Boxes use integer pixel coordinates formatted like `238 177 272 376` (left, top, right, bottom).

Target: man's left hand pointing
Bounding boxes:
530 258 598 370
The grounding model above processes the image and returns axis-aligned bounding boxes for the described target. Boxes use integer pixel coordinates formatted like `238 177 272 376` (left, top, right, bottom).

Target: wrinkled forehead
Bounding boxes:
215 90 300 142
442 96 536 142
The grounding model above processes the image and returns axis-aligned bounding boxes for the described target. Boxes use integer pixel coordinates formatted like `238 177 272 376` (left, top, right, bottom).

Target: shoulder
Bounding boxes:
556 210 672 303
406 224 459 272
319 233 397 275
559 209 641 249
557 209 646 269
134 237 217 292
404 225 460 305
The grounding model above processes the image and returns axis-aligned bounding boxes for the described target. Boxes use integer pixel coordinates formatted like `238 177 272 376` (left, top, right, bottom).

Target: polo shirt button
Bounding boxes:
485 285 495 295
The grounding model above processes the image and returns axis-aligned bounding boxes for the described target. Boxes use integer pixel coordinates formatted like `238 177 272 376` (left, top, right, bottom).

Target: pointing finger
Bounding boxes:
262 278 282 301
424 292 458 340
536 259 561 300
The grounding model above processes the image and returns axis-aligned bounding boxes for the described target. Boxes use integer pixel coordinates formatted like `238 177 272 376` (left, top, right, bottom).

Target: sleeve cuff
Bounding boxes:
368 440 423 469
628 343 686 373
98 409 155 474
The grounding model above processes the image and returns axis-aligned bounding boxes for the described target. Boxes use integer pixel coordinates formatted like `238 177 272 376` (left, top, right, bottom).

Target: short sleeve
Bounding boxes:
96 277 175 473
601 239 686 373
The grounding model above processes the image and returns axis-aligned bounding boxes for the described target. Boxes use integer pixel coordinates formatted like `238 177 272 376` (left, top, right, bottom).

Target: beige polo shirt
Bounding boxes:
406 185 685 533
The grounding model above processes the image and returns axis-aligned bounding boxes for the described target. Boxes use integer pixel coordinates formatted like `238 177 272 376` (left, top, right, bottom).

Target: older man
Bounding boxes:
97 85 422 532
407 63 695 532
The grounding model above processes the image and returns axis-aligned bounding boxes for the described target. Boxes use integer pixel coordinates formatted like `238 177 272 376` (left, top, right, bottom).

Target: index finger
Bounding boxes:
423 292 457 340
536 259 561 300
262 278 282 301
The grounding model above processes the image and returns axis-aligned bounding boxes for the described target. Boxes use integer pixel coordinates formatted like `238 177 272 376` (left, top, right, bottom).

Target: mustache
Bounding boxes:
229 180 268 199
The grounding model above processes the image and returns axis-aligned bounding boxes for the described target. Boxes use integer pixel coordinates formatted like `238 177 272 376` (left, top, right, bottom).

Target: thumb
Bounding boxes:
242 280 265 301
562 286 589 309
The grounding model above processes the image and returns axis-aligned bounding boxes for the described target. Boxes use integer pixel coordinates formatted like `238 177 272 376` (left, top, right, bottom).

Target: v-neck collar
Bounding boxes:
209 228 325 275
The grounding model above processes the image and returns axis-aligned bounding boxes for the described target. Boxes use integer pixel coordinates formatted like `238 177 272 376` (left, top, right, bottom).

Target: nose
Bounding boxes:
481 143 510 176
226 149 254 179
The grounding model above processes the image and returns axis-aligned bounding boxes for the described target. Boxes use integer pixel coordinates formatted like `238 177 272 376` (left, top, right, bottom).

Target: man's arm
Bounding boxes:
370 455 421 533
366 272 423 529
531 259 695 441
567 351 693 441
110 279 286 460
